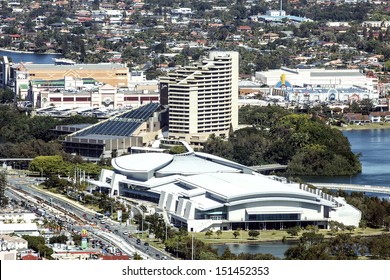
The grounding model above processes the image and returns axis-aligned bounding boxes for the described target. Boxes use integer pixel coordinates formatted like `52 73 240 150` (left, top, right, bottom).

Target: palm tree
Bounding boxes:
205 229 213 239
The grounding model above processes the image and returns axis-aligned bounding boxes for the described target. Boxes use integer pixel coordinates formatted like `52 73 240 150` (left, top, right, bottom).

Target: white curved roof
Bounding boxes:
156 154 241 175
112 153 173 174
112 152 247 178
180 173 317 201
195 151 250 169
152 172 333 211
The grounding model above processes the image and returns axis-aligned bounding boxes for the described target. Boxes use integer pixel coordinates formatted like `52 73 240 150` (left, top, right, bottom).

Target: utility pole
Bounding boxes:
0 171 8 208
141 215 144 238
165 222 168 241
191 233 194 260
176 238 179 258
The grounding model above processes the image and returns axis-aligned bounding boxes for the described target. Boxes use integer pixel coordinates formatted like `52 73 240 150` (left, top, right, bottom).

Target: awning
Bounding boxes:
246 207 303 215
87 179 111 188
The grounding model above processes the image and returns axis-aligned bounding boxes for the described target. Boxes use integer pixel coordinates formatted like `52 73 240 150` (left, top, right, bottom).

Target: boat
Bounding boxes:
53 58 77 65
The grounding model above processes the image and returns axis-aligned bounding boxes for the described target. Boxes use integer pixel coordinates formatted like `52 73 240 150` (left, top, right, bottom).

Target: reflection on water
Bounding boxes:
341 129 390 186
214 130 390 258
305 129 390 188
0 50 60 64
212 241 295 259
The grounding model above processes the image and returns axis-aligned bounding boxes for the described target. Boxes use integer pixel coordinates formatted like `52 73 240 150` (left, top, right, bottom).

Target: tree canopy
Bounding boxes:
203 106 361 176
0 105 98 158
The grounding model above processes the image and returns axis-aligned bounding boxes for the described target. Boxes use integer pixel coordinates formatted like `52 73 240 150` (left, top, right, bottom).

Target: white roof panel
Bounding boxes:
112 153 173 173
180 173 317 201
151 182 189 196
0 223 38 232
156 154 240 175
190 195 224 210
87 179 111 188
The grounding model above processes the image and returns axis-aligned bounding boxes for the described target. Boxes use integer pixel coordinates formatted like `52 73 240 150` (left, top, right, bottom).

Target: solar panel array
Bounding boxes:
77 103 160 137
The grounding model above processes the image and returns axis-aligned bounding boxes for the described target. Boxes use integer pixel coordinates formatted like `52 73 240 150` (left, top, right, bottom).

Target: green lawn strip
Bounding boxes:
193 228 387 244
335 123 390 131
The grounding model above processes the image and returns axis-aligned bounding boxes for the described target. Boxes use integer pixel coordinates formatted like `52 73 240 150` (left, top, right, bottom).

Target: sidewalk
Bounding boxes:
30 184 95 213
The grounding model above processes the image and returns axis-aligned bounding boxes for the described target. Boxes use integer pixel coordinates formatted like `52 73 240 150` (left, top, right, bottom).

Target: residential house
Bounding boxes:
238 26 252 33
345 113 370 125
369 112 390 123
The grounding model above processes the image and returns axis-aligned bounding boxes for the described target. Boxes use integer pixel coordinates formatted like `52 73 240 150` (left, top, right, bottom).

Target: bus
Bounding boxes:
95 213 104 220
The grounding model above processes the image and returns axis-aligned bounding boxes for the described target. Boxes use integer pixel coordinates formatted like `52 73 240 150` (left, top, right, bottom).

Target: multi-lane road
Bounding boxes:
6 175 174 260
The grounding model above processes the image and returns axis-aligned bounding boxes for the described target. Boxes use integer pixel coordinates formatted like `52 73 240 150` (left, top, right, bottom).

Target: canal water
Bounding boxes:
304 129 390 187
1 51 388 257
211 241 295 259
0 49 61 64
215 129 390 258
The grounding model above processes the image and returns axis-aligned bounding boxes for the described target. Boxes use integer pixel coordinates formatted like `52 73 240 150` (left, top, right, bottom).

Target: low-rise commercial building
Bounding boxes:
0 235 29 260
35 82 159 109
256 67 379 93
283 86 378 103
62 102 162 160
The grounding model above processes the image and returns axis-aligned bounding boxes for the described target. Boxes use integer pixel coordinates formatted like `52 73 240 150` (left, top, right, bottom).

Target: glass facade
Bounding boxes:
248 213 300 221
195 207 227 220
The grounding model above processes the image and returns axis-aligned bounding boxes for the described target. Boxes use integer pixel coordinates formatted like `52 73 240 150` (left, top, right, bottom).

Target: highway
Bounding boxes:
6 175 174 260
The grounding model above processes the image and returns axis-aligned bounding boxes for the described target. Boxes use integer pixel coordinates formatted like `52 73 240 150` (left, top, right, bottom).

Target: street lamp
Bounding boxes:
165 222 168 241
138 214 144 238
191 233 196 260
176 238 179 258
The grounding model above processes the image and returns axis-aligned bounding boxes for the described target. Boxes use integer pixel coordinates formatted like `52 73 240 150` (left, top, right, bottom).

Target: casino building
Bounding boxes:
89 147 361 232
159 51 239 147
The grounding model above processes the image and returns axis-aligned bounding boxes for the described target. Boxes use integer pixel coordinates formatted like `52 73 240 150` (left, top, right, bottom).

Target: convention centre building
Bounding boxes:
89 146 361 232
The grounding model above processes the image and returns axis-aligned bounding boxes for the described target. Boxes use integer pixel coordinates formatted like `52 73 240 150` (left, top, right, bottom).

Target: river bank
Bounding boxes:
335 123 390 131
0 49 61 64
0 47 61 55
192 227 387 244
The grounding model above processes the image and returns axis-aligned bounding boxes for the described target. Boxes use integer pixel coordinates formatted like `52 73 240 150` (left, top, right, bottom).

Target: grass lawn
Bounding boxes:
30 183 389 247
31 184 100 212
192 227 388 244
195 229 289 244
334 123 390 131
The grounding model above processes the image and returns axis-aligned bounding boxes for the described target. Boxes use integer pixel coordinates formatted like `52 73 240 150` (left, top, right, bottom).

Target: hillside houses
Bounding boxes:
0 0 387 90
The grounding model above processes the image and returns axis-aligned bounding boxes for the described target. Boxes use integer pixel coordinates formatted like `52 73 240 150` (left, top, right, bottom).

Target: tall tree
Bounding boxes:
0 172 8 208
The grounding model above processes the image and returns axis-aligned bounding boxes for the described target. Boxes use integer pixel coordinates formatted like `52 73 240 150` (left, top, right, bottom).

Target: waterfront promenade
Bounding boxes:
308 182 390 195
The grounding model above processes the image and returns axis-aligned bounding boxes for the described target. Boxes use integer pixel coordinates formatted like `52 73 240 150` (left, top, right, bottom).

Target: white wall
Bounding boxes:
227 200 324 222
329 198 361 227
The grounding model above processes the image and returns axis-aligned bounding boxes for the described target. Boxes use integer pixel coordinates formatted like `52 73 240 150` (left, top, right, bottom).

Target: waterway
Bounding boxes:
2 51 389 257
211 242 295 259
0 49 61 64
215 128 390 258
304 129 390 197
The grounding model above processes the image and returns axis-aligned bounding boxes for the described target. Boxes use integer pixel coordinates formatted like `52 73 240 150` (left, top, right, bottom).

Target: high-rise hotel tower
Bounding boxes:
159 51 239 147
